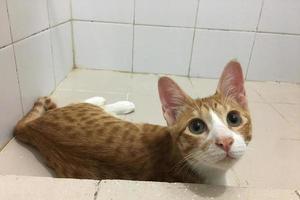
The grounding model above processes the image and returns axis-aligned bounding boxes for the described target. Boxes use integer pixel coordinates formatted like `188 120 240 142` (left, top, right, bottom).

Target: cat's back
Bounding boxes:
27 103 141 146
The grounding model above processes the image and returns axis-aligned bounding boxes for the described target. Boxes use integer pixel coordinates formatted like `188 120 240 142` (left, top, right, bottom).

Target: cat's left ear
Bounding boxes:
217 60 248 109
158 77 191 126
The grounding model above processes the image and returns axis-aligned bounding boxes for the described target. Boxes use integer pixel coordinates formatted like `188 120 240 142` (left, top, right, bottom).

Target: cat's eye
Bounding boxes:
188 119 207 135
227 111 242 127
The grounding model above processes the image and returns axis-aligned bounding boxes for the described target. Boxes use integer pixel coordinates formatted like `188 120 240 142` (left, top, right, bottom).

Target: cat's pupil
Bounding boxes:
227 111 242 127
188 119 206 134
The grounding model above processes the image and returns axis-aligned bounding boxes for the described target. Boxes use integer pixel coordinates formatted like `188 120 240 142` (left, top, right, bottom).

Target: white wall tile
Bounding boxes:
190 30 255 78
133 26 194 75
0 0 11 47
197 0 262 31
73 21 133 71
48 0 71 26
50 22 73 84
14 31 55 113
72 0 134 23
7 0 49 41
135 0 198 27
247 33 300 83
258 0 300 34
0 46 23 148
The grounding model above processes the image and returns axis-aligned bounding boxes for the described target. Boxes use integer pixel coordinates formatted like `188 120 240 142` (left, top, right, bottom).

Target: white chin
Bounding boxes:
215 157 238 169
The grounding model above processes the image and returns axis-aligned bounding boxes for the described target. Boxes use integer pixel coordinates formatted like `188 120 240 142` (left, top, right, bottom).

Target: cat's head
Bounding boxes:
158 60 252 171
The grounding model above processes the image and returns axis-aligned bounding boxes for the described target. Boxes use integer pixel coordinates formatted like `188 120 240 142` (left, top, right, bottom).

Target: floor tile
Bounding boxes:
244 82 265 103
190 77 218 98
97 180 298 200
271 103 300 138
0 175 98 200
233 102 300 189
160 74 197 97
129 73 159 95
57 69 132 93
0 139 54 177
51 90 128 107
126 93 166 126
249 81 300 104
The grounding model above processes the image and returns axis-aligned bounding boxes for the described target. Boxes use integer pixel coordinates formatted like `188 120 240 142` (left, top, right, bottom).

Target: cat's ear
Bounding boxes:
217 60 248 109
158 77 191 126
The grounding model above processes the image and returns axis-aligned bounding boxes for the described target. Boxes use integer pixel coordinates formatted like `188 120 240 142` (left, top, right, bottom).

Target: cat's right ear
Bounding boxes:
158 77 190 126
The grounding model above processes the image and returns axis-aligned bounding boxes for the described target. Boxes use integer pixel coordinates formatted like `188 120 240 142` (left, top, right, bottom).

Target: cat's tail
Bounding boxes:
14 97 57 139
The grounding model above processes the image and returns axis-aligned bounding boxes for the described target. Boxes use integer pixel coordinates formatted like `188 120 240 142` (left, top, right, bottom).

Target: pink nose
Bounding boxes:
215 137 234 152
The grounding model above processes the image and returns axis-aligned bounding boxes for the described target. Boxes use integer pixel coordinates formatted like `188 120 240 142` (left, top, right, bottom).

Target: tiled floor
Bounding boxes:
0 69 300 198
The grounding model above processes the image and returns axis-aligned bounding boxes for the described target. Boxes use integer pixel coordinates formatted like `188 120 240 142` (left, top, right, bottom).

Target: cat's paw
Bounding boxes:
84 96 106 107
104 101 135 115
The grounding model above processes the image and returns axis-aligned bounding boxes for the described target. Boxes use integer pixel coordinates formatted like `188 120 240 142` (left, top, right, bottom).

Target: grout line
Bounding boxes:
256 0 266 32
2 18 300 53
268 102 290 123
46 0 57 86
5 0 25 115
70 0 73 20
93 180 101 200
245 33 257 80
0 20 72 51
48 30 57 87
73 19 132 25
187 0 201 77
245 0 265 80
46 0 51 29
131 0 136 73
70 21 76 68
69 0 76 69
71 19 300 36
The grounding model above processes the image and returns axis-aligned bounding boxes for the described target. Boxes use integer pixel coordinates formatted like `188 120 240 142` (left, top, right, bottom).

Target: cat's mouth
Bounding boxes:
225 154 235 160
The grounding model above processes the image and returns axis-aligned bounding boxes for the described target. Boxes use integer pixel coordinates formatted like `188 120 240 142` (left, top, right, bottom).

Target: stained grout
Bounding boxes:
71 19 300 36
46 0 57 87
69 0 76 70
187 0 201 77
93 180 101 200
4 0 25 115
245 0 265 80
131 0 136 73
0 20 72 51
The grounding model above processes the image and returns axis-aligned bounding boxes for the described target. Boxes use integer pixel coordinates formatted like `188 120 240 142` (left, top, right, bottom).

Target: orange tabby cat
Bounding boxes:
14 61 251 184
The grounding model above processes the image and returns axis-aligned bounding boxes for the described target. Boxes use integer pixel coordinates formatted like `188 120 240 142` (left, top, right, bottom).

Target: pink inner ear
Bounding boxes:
158 77 188 125
217 61 248 109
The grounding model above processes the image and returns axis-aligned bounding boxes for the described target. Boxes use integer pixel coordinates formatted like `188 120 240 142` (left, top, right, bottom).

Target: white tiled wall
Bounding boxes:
73 21 133 71
50 22 73 83
14 31 56 113
196 0 262 31
135 0 198 27
190 30 255 78
7 0 49 41
72 0 134 23
0 0 11 48
247 34 300 82
72 0 300 83
258 0 300 34
48 0 71 26
133 26 194 75
0 46 23 148
0 0 72 148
